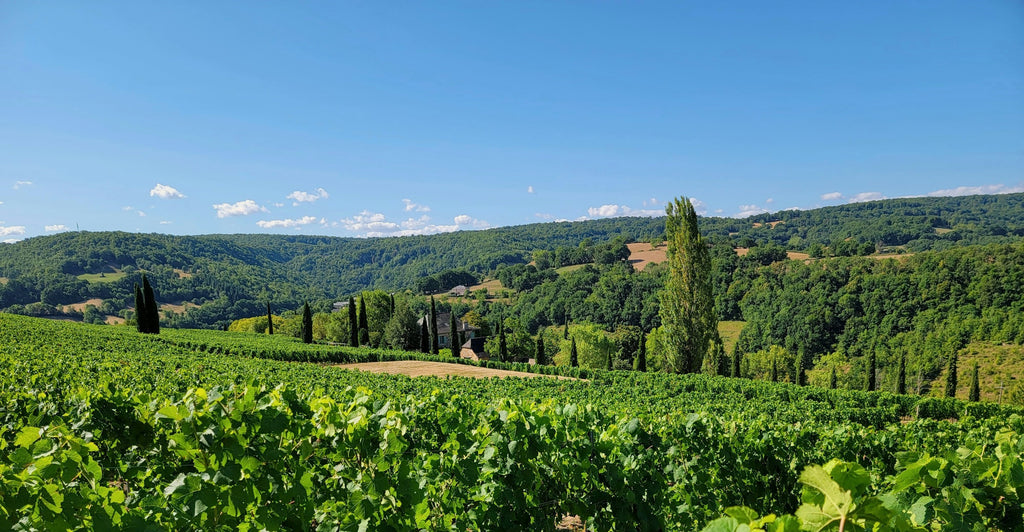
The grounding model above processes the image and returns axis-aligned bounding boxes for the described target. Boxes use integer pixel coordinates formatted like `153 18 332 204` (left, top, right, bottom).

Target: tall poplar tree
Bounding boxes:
945 351 958 398
536 331 547 365
429 296 439 355
866 350 877 391
358 295 369 343
142 274 159 334
301 302 313 344
348 296 358 346
570 337 578 367
266 302 274 335
659 196 717 373
829 366 838 389
134 283 146 333
896 352 907 394
635 332 647 372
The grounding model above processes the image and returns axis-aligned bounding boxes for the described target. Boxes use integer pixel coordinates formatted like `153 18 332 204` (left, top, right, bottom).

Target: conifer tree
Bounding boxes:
866 350 877 391
389 293 395 320
536 331 547 365
732 348 741 378
449 312 459 353
896 352 907 394
429 296 439 355
564 313 570 340
945 351 958 398
142 274 159 334
794 350 805 386
635 332 647 372
359 328 369 346
358 295 369 343
829 366 838 389
607 349 614 371
969 361 980 402
348 296 358 346
134 283 146 333
570 337 578 367
419 317 429 353
659 196 716 373
498 320 508 362
266 302 274 335
770 358 778 382
301 302 313 344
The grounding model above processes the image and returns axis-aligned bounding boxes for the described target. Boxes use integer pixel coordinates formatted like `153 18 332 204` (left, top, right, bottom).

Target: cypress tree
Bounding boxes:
142 275 159 334
449 312 459 353
794 351 805 386
301 302 313 344
389 294 395 320
866 350 877 391
659 196 716 373
607 349 614 371
498 320 508 362
635 332 647 372
134 283 146 333
770 358 778 382
896 352 907 394
348 296 358 346
429 296 439 355
358 295 369 342
570 337 578 367
536 331 546 365
945 351 958 398
732 349 741 378
266 302 274 335
969 362 980 402
563 313 570 340
829 366 838 389
419 317 429 353
359 327 369 346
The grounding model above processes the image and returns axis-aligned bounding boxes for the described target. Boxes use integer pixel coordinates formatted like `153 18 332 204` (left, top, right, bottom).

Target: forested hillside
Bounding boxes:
1 193 1023 330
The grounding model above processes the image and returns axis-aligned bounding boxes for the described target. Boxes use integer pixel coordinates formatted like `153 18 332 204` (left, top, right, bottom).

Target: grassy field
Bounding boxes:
718 320 745 354
930 341 1024 402
555 264 588 275
77 271 127 283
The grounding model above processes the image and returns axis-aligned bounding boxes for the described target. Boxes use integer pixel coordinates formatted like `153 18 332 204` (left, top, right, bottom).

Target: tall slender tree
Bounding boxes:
134 283 146 333
635 332 647 372
388 293 395 320
794 349 805 386
770 358 778 382
266 302 274 335
563 313 570 340
969 362 981 402
301 302 313 344
358 295 369 343
429 296 439 355
866 349 877 391
570 337 578 367
420 317 429 353
732 348 741 378
945 351 958 398
449 312 459 354
536 330 547 365
498 320 508 362
829 366 838 389
659 196 717 373
141 274 159 334
896 352 907 394
348 296 358 346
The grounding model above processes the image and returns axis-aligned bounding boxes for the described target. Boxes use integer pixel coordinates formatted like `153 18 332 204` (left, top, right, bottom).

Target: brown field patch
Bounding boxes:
752 220 784 229
734 247 749 256
105 315 126 325
160 302 191 314
63 298 105 312
787 251 810 261
627 242 667 271
336 361 578 380
173 268 193 279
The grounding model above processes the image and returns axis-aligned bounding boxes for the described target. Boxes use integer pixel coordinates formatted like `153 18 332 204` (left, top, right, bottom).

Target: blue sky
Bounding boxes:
1 1 1022 241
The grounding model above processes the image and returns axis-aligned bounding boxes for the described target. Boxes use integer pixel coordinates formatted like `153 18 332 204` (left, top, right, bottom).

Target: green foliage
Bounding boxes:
969 362 981 402
429 296 438 355
265 302 273 335
660 196 717 373
946 351 958 398
300 302 313 344
141 274 159 334
348 296 357 346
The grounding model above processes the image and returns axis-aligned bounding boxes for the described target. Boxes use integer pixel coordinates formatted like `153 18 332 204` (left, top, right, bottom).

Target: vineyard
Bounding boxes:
2 314 1022 530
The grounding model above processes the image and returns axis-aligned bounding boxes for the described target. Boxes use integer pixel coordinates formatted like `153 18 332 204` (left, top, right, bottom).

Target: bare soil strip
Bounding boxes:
336 361 578 380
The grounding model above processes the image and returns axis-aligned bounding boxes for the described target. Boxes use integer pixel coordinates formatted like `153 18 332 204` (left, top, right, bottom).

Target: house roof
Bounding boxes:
417 312 480 335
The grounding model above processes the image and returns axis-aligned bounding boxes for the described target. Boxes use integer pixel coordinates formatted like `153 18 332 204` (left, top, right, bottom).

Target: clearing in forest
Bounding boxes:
336 360 578 380
626 242 667 271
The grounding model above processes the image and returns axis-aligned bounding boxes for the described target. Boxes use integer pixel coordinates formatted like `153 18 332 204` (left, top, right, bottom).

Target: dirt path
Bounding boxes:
336 361 578 380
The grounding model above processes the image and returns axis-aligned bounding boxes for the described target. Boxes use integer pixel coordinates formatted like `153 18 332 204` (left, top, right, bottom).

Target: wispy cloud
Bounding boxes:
849 192 885 203
586 204 663 219
402 199 431 212
159 221 173 225
341 211 400 232
0 225 26 237
150 183 186 199
13 181 32 190
287 188 329 205
924 184 1024 197
213 199 267 218
45 224 68 232
527 186 535 194
821 191 843 201
257 215 318 229
735 204 770 218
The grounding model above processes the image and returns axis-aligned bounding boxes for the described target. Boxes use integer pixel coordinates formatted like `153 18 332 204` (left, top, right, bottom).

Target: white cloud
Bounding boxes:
2 238 21 244
13 181 32 190
454 214 490 229
735 204 770 218
821 192 843 201
149 183 185 199
287 188 329 205
586 204 663 219
257 215 318 229
213 199 267 218
159 221 173 225
44 224 68 232
402 199 431 212
849 192 885 203
765 198 774 204
643 197 659 207
689 198 707 216
535 212 554 220
122 206 134 211
341 211 400 232
0 225 26 237
527 186 535 194
137 211 146 217
924 184 1024 197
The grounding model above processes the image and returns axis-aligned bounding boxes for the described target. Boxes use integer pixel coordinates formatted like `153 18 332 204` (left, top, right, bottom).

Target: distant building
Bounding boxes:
460 337 489 361
448 285 468 297
331 301 349 313
417 312 479 349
